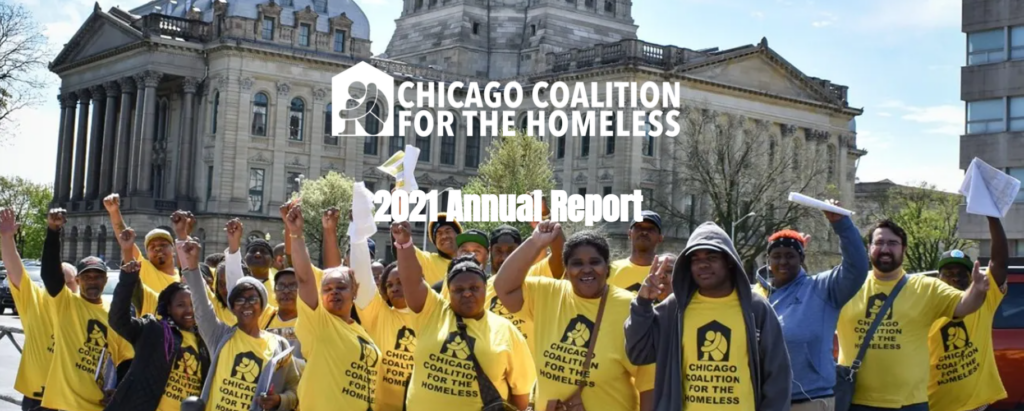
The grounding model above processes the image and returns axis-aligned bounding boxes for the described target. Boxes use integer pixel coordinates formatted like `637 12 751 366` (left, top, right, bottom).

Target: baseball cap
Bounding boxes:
368 238 377 259
456 229 489 249
145 229 174 249
937 249 973 271
489 225 522 245
631 210 663 233
76 256 108 276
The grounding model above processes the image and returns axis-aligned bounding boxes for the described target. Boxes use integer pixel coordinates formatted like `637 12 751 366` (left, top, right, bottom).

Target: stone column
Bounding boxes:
114 78 136 194
71 89 92 201
129 75 146 193
85 85 106 200
177 77 200 198
58 93 77 203
98 81 119 196
138 71 163 195
53 94 68 201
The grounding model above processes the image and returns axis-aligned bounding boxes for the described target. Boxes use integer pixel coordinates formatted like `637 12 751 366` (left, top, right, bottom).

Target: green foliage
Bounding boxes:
0 176 52 258
870 182 971 273
290 171 354 262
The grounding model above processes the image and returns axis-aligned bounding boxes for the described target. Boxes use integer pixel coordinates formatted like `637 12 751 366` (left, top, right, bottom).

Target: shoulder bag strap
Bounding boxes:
571 286 609 396
455 314 506 407
851 275 908 373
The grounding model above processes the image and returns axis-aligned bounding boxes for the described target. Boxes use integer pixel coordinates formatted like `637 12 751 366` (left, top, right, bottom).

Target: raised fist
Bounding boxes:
279 199 296 220
225 218 243 246
0 208 18 237
120 260 141 276
176 240 202 270
391 221 412 245
117 228 137 249
47 209 67 231
171 210 196 237
531 220 562 246
322 207 340 231
284 203 304 233
103 194 120 213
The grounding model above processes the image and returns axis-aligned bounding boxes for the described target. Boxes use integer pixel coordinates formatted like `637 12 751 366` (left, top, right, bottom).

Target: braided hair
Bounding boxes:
155 282 194 363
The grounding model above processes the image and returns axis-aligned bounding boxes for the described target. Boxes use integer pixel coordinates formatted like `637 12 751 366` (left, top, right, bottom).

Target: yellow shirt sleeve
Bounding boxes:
634 363 656 392
527 259 554 278
925 276 965 322
519 277 558 322
505 322 538 396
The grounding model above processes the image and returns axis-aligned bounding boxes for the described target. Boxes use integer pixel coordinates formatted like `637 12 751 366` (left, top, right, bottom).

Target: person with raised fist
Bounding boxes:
103 194 186 308
38 209 134 411
494 222 655 411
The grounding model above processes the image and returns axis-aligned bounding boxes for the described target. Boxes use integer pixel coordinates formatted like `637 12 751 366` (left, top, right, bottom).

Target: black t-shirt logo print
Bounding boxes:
560 315 595 348
440 331 475 360
394 326 417 353
359 336 380 367
230 352 264 383
940 320 971 352
85 319 108 348
489 296 511 316
865 293 894 321
176 347 201 375
696 321 731 362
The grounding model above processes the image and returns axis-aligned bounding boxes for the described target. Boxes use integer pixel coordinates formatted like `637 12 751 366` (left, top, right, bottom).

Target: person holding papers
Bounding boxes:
178 237 299 411
927 216 1009 411
284 190 382 411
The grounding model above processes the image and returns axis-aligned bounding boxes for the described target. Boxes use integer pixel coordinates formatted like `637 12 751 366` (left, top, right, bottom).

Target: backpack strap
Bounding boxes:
850 275 908 374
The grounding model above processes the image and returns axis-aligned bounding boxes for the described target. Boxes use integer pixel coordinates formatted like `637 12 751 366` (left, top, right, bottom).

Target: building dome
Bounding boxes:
131 0 370 40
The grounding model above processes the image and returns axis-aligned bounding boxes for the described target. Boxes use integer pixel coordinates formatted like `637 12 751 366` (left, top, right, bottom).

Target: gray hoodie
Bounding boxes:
624 222 792 411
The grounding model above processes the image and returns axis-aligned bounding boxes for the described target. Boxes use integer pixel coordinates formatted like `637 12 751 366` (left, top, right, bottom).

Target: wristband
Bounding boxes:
394 239 413 250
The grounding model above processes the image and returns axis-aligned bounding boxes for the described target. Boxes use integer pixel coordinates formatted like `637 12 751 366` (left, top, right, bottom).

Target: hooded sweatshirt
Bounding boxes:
624 222 792 411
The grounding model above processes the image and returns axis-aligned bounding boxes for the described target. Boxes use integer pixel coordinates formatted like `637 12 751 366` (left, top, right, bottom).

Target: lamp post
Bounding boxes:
731 212 756 242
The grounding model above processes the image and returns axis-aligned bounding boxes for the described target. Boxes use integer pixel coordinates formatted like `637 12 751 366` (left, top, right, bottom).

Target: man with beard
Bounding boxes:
927 216 1009 411
837 220 990 411
609 211 664 294
103 195 187 312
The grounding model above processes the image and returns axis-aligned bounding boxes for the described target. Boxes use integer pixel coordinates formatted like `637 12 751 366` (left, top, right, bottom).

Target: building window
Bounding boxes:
1009 168 1024 202
206 165 213 200
211 91 219 133
215 14 224 36
604 0 614 12
441 118 456 165
417 116 431 162
466 120 480 168
557 135 565 159
605 118 615 155
827 145 836 181
531 24 537 36
324 103 338 145
603 186 612 196
364 102 381 155
584 0 594 7
252 92 268 136
1012 26 1024 60
390 106 404 155
472 22 480 35
642 114 654 157
578 187 586 196
1011 97 1024 131
289 98 305 141
967 29 1003 65
299 23 311 47
967 99 1005 134
415 0 423 10
152 165 164 198
334 30 346 52
248 168 265 213
580 132 590 157
286 171 302 200
262 16 275 40
518 115 529 135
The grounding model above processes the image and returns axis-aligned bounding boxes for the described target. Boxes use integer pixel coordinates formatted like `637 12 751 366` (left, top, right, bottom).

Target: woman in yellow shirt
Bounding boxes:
494 222 656 411
393 221 537 411
356 261 420 411
283 203 382 411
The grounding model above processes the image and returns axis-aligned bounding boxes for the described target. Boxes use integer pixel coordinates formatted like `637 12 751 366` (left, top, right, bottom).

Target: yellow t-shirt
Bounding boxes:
485 277 535 353
206 330 277 411
681 290 755 410
10 270 56 400
263 308 298 346
260 275 278 308
838 272 963 408
135 245 181 309
520 277 656 411
927 274 1008 411
41 286 135 411
527 258 555 279
608 259 650 294
406 290 536 411
358 292 419 411
296 296 381 411
415 248 451 285
155 330 204 411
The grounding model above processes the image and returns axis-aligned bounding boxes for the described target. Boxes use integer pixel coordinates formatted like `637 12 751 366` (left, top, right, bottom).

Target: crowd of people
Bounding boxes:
0 187 1009 411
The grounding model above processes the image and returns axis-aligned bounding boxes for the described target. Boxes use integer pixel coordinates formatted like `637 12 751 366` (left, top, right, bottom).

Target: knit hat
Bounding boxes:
489 225 522 245
937 249 973 271
246 238 274 256
428 212 463 245
767 229 805 259
456 229 489 249
145 229 174 249
228 277 269 310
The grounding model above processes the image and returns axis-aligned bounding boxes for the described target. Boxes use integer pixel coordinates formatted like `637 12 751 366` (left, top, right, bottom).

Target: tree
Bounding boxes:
867 182 970 273
460 130 596 238
644 105 834 272
0 2 51 141
290 171 354 264
0 176 51 258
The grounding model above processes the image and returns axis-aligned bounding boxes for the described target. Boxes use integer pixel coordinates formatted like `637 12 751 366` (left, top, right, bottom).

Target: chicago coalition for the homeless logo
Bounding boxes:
332 62 395 137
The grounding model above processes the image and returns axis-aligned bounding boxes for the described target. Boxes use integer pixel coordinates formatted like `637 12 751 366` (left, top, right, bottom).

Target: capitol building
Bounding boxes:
48 0 865 267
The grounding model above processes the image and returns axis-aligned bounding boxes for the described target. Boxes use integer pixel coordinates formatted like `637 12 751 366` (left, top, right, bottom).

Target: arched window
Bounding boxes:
390 106 405 155
69 227 79 263
440 117 457 165
211 91 220 133
252 92 269 136
289 98 305 141
323 103 338 145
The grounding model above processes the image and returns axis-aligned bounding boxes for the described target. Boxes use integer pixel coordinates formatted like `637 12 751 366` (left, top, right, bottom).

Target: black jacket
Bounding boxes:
105 269 211 411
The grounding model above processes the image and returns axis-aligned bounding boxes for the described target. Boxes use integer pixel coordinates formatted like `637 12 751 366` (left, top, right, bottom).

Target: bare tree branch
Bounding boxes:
0 1 53 142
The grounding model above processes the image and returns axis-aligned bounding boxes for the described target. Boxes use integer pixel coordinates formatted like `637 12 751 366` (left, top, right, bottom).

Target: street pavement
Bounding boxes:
0 313 28 410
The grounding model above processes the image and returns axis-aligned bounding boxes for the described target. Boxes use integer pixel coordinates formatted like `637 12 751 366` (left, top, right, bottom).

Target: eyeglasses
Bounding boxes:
871 240 902 248
233 296 261 307
275 284 299 292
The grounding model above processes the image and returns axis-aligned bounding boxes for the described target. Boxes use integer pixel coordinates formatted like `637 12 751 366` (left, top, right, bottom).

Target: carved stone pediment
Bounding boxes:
439 176 461 188
329 13 354 31
599 170 613 182
257 1 283 18
417 173 437 186
295 5 318 24
50 12 144 71
322 162 340 172
249 151 272 164
286 156 306 168
574 173 587 184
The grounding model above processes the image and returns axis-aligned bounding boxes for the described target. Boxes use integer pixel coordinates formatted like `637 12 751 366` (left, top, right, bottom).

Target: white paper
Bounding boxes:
402 145 420 192
256 345 295 400
349 182 377 241
788 192 854 216
959 157 1021 218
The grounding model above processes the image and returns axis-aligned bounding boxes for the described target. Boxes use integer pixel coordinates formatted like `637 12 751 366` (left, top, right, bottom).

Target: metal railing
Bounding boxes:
139 14 212 42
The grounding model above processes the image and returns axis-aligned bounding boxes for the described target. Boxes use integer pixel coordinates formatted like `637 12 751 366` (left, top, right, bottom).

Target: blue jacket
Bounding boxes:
756 216 868 402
